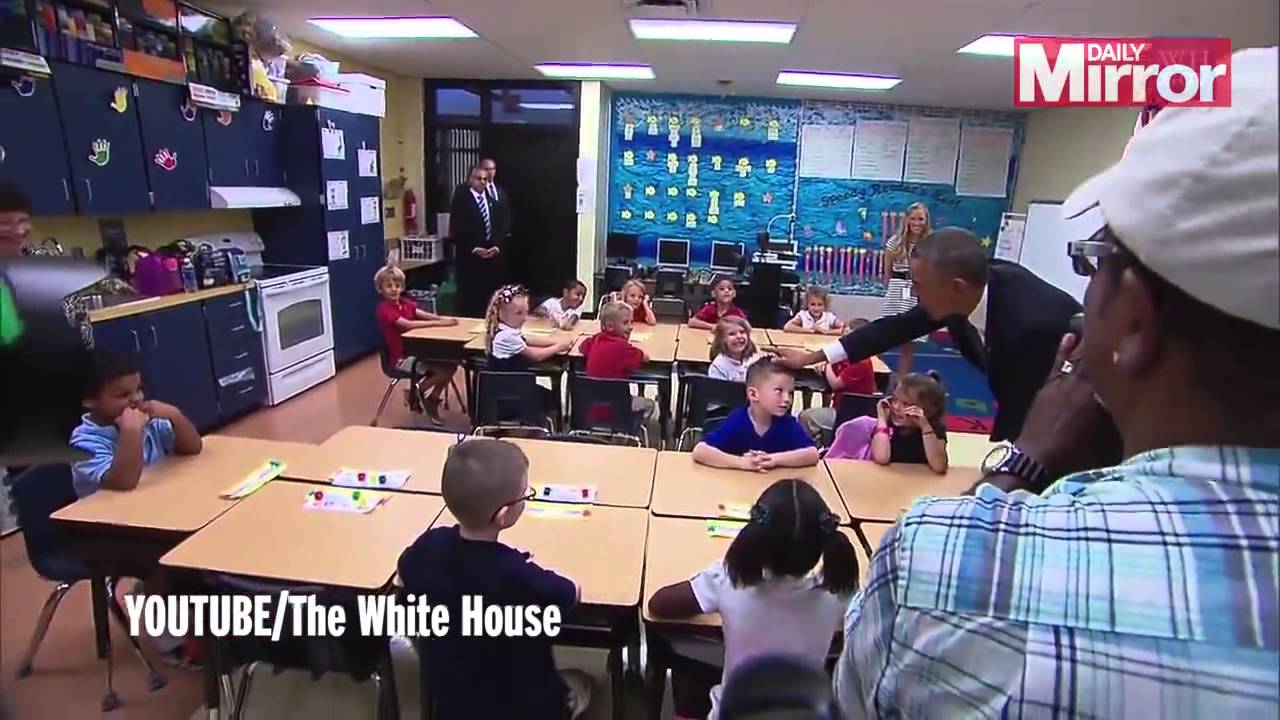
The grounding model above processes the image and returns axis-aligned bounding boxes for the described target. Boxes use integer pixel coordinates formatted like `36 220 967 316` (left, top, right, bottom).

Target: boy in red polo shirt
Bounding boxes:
579 301 660 446
375 266 459 423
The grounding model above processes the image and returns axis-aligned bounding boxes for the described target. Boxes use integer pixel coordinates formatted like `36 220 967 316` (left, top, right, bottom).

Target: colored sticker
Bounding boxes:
179 101 196 122
220 460 286 499
109 86 128 113
262 109 276 132
330 468 410 490
303 487 389 514
88 139 110 167
216 110 233 126
706 519 745 538
717 502 752 520
532 484 598 504
153 148 178 171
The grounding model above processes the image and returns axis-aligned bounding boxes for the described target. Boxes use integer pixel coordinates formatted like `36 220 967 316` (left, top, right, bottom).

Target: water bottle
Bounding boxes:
180 257 198 293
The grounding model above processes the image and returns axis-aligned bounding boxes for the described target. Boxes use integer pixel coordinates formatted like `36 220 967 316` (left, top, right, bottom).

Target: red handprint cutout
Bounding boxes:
154 148 178 172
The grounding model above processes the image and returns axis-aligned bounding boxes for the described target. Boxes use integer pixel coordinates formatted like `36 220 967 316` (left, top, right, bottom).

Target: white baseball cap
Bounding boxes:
1063 46 1279 330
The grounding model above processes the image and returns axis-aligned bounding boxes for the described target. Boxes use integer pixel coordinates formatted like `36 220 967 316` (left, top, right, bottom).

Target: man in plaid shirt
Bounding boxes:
837 47 1279 718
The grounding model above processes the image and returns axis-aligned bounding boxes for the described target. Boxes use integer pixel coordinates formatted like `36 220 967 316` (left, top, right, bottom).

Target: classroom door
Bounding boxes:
482 125 578 298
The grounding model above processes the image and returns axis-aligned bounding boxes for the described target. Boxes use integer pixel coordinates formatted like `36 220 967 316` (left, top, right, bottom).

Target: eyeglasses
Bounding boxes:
1067 229 1122 277
488 485 537 523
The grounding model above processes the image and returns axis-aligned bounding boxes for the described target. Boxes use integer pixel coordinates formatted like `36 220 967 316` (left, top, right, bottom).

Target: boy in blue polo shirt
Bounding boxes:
692 358 819 471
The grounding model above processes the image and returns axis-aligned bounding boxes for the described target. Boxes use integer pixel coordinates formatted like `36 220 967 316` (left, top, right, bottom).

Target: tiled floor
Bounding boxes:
1 356 660 719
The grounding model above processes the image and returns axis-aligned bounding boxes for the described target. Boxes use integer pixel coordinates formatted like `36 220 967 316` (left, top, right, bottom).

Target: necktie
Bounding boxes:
476 193 491 241
488 185 498 203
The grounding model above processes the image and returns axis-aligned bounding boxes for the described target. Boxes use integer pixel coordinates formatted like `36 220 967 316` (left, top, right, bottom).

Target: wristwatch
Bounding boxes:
981 444 1048 487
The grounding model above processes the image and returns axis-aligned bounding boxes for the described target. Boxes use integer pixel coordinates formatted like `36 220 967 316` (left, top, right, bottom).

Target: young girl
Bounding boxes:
484 285 576 371
880 202 932 380
535 279 587 330
374 265 459 423
648 478 859 720
707 316 764 382
783 286 845 335
688 276 745 329
826 370 948 474
610 279 656 325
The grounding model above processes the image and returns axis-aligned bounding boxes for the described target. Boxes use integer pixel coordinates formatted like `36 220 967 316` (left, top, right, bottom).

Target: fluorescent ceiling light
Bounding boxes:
776 70 900 91
535 63 655 80
629 18 795 44
956 34 1016 57
519 102 575 110
307 16 477 39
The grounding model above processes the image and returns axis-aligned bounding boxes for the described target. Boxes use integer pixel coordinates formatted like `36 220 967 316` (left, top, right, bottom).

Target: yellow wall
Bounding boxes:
35 209 257 254
1010 108 1135 212
575 81 611 305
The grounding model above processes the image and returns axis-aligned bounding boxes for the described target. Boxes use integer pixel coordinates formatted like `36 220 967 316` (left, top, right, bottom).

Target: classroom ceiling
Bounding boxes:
214 0 1279 109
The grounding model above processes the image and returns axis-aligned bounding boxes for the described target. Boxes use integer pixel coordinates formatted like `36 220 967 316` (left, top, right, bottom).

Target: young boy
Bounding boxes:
374 265 459 423
397 440 590 719
535 279 587 330
578 301 660 446
70 348 202 498
692 359 819 472
799 318 877 445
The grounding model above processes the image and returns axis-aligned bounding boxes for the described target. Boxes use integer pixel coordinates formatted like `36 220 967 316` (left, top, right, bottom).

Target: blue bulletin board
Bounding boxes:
607 93 1025 295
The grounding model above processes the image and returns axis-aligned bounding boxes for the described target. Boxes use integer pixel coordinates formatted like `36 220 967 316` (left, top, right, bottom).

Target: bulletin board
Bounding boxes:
606 93 1026 296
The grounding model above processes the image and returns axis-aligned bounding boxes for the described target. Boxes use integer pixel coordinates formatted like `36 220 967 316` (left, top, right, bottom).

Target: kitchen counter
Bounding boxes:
88 283 255 323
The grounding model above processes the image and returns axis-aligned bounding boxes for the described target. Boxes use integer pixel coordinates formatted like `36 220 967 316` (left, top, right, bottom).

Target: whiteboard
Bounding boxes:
1019 201 1104 302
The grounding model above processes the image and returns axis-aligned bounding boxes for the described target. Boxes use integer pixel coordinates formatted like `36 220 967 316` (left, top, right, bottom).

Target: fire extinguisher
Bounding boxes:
402 188 419 235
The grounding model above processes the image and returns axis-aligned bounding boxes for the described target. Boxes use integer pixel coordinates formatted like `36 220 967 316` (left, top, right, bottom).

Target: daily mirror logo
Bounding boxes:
1014 37 1232 107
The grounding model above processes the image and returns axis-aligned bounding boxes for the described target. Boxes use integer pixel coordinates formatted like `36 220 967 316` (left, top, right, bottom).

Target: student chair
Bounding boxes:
10 464 165 711
372 337 465 427
677 375 747 451
473 370 556 436
833 393 883 430
201 574 395 720
650 297 688 323
654 268 685 298
568 375 647 447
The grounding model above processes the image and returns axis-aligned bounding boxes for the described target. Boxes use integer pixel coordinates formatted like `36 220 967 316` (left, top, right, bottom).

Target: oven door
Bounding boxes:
260 274 333 371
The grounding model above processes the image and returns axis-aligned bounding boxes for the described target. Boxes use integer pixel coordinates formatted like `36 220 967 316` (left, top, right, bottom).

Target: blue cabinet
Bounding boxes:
203 291 267 420
91 315 143 358
201 105 250 186
134 303 219 431
0 76 75 215
242 98 285 186
49 62 150 215
134 78 210 211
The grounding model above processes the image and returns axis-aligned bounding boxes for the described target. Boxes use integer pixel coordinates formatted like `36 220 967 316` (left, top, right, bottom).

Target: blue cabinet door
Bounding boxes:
136 303 219 430
0 76 75 215
242 98 285 186
201 105 250 186
327 258 365 366
135 78 210 210
91 316 142 358
49 63 151 214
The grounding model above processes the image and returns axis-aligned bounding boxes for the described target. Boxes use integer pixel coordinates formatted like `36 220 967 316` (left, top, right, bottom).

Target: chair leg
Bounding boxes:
89 575 120 712
106 577 166 691
14 581 73 678
371 379 401 426
231 661 259 720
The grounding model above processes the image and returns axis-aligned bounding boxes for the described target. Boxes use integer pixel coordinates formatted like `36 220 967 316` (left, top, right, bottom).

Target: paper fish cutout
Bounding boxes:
733 191 746 208
684 212 697 228
623 150 635 166
643 209 656 220
620 209 632 220
644 185 656 197
765 158 778 174
666 210 679 222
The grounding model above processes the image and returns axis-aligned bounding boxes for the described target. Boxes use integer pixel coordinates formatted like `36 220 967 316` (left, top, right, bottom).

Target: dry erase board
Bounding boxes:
1018 201 1103 302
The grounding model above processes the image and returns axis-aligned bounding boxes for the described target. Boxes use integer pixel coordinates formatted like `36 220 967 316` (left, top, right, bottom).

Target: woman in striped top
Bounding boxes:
879 202 931 382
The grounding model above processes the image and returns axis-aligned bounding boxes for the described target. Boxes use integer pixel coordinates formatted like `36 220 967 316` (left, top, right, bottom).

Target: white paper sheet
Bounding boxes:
575 157 597 214
326 230 349 261
798 124 854 178
326 180 349 210
360 196 380 225
357 148 378 177
956 125 1014 197
904 117 960 185
851 120 908 181
321 128 345 160
995 212 1027 262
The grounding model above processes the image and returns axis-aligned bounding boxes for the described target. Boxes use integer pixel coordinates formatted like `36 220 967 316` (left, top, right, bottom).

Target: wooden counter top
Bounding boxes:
88 283 254 323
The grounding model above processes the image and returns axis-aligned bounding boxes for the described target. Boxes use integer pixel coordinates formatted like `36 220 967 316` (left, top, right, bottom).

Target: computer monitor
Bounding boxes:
657 238 690 268
606 232 638 260
710 241 744 272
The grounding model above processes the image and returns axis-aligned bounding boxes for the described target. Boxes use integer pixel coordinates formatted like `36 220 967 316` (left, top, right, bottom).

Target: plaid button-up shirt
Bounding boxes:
837 446 1279 719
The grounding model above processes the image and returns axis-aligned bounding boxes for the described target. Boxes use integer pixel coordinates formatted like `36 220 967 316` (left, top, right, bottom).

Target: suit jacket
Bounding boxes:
837 261 1082 442
486 182 512 242
449 184 501 260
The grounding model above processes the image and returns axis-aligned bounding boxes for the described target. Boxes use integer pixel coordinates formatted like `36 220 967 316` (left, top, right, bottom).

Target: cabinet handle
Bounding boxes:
149 325 158 348
238 386 255 396
253 159 260 176
83 179 93 202
229 301 243 309
231 324 246 332
130 330 140 352
243 158 250 176
61 179 70 202
234 351 249 360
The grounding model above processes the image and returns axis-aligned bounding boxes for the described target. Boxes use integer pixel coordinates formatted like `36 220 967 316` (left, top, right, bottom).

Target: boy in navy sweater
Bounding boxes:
692 358 819 471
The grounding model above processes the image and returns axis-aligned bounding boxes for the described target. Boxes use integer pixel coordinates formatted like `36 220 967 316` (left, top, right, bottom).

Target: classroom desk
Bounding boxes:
947 432 1002 468
400 315 483 344
161 480 444 588
650 452 849 522
527 316 600 335
503 437 657 508
568 322 680 363
677 325 773 356
300 426 460 493
765 329 891 375
642 516 864 627
825 458 980 523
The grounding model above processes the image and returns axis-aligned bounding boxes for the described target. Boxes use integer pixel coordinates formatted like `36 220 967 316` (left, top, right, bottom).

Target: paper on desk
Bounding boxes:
330 468 410 490
716 502 752 520
525 501 591 519
532 484 598 504
302 487 389 514
220 460 285 499
706 519 745 538
629 331 652 342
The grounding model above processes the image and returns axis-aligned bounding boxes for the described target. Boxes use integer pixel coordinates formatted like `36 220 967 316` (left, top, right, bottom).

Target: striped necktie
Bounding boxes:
488 184 498 203
476 192 491 240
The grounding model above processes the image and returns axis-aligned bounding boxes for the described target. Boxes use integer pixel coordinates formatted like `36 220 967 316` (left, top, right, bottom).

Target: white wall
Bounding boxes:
575 81 612 305
1010 107 1136 212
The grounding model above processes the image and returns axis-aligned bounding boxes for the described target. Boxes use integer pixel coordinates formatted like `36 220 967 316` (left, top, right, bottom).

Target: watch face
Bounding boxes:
981 444 1013 474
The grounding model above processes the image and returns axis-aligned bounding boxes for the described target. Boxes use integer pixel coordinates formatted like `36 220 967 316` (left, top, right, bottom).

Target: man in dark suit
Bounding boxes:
449 166 504 317
776 227 1094 443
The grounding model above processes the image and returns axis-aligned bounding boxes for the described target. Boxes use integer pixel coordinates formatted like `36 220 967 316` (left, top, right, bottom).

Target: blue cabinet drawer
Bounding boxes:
203 291 256 329
209 328 262 379
216 368 265 419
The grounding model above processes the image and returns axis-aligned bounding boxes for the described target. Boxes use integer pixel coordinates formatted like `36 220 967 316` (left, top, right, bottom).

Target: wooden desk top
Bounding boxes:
302 426 462 494
569 323 679 364
765 330 890 374
434 505 648 607
825 459 980 522
675 326 776 364
946 433 1002 468
161 480 443 589
650 452 849 522
402 316 483 343
526 317 600 335
51 435 320 532
643 516 859 626
461 325 578 355
503 437 656 509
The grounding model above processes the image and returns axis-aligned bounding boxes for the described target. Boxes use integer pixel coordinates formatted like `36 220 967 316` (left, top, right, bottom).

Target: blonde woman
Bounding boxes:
880 202 931 378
